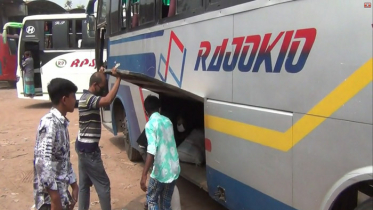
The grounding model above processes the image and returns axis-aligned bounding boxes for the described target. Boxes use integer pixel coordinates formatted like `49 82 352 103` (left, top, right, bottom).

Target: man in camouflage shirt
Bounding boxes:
33 78 79 210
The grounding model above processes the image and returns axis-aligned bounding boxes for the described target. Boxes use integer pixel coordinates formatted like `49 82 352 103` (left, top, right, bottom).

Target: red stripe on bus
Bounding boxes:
139 87 148 122
205 138 212 152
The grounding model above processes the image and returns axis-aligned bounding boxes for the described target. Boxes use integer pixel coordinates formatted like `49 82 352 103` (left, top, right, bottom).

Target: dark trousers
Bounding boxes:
76 148 111 210
39 204 68 210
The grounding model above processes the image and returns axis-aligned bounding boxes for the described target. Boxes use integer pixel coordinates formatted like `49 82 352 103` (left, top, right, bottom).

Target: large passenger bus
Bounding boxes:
90 0 373 209
0 33 19 87
15 13 100 100
1 22 23 88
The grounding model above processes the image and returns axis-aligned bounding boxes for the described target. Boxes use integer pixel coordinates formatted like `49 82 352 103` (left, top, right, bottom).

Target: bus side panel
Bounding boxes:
0 39 3 78
232 0 372 125
0 38 15 82
205 100 294 209
293 84 373 210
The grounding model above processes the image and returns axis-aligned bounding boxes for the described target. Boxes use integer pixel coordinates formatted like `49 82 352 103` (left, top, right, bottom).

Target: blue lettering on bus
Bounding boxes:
194 28 317 73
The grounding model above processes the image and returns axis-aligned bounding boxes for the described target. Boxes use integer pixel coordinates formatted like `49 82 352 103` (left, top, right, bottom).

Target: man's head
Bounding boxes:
144 95 161 117
89 72 107 96
47 78 78 113
24 51 30 58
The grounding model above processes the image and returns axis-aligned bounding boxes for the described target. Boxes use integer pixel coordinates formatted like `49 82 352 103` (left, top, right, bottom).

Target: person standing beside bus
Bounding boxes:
22 51 35 98
33 78 79 210
140 95 181 210
75 67 121 210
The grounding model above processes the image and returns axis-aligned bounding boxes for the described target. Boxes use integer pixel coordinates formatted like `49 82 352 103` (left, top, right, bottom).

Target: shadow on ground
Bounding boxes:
114 194 145 210
109 135 126 151
23 102 52 109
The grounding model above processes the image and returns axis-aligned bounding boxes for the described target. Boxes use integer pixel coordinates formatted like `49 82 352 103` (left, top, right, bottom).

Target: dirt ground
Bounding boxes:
0 88 227 210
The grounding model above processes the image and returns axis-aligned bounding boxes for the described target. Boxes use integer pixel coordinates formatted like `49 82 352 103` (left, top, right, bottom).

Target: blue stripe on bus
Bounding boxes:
108 53 157 78
207 166 296 210
111 84 141 151
109 30 165 45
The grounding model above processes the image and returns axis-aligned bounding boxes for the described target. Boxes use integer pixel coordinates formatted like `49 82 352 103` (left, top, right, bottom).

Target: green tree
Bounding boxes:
64 0 72 10
76 4 85 9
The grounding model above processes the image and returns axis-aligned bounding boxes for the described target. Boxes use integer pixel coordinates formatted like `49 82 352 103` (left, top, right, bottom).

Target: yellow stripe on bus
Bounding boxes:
205 58 373 152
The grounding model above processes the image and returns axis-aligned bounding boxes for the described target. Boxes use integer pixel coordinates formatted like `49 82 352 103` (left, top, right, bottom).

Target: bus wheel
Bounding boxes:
122 116 142 161
354 198 373 210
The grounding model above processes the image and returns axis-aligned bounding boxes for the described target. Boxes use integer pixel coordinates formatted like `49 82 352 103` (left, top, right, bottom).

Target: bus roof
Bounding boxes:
23 13 87 22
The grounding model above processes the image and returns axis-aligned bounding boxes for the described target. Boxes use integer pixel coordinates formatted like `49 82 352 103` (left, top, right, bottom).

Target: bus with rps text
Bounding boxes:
15 11 103 100
88 0 373 209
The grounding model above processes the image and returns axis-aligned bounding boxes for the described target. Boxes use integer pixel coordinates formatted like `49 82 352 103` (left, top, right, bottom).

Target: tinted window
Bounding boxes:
76 19 83 48
44 21 53 49
110 0 120 34
139 0 155 25
177 0 203 14
7 38 18 55
52 20 69 49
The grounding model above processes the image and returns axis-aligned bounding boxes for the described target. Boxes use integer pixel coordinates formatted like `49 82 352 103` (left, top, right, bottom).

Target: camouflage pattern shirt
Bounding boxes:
33 108 76 210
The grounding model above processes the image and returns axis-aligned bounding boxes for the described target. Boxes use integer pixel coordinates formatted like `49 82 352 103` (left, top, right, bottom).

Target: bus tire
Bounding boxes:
354 198 373 210
122 116 142 162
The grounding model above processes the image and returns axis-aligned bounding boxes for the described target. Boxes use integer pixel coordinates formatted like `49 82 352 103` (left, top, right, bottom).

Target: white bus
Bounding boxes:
92 0 372 210
16 13 104 100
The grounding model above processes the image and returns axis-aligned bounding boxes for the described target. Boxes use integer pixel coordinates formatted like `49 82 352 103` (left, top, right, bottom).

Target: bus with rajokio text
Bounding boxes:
90 0 372 209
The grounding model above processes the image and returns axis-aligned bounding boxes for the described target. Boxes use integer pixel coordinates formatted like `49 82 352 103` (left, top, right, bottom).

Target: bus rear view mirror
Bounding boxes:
86 0 95 15
87 15 96 38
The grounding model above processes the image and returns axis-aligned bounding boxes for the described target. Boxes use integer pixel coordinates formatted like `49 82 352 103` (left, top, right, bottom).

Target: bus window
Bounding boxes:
76 20 83 48
131 0 139 28
139 0 155 25
110 0 121 34
162 0 176 18
177 0 203 14
69 20 74 48
44 21 53 49
52 20 69 50
121 0 132 29
7 38 18 55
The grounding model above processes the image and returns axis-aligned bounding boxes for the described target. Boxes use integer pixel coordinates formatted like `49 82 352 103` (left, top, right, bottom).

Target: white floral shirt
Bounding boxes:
33 108 76 209
145 112 180 183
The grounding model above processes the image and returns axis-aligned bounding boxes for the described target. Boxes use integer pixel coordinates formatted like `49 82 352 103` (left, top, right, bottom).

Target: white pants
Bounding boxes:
170 185 181 210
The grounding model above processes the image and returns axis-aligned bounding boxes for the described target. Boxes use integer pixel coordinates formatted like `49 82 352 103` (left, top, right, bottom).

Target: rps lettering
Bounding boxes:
71 59 96 67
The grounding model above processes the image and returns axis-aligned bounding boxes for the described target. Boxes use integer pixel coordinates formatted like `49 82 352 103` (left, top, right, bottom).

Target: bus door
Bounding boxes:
21 20 44 96
23 41 42 96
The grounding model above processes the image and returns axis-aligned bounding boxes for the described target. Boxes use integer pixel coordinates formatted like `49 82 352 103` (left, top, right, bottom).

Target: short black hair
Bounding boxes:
47 78 78 105
144 95 161 114
89 72 103 86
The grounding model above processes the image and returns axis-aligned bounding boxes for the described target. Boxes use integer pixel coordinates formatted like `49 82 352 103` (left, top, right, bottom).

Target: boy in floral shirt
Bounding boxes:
140 95 180 210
